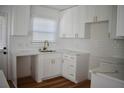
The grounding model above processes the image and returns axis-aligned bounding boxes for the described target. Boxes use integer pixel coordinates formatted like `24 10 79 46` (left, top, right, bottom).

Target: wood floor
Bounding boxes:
17 76 91 88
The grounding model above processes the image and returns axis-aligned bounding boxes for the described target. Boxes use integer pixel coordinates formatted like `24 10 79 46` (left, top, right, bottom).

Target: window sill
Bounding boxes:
31 40 56 44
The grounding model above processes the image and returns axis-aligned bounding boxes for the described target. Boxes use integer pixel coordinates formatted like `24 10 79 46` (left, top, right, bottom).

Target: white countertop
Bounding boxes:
90 67 124 84
12 49 40 56
11 49 90 57
58 49 89 55
0 70 9 88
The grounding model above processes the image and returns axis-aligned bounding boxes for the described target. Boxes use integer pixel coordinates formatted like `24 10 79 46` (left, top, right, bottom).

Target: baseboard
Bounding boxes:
42 74 62 80
11 80 17 88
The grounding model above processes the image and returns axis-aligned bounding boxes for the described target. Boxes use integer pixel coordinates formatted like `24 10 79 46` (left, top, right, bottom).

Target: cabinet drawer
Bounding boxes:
68 73 75 81
63 54 70 59
68 62 76 70
63 59 76 67
63 54 76 61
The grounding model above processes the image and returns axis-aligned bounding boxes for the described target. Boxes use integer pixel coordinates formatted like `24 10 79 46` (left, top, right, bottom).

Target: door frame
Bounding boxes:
0 10 10 80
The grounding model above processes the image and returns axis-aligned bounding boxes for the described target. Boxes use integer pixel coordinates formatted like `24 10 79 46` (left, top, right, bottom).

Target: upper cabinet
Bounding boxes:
110 6 124 39
86 6 96 22
87 6 112 22
72 6 89 38
11 6 30 36
95 6 113 22
59 6 89 38
116 6 124 37
59 5 113 39
59 9 73 38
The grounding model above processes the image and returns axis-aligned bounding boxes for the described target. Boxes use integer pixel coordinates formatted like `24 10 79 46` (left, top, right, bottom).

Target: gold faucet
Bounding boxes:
43 40 49 51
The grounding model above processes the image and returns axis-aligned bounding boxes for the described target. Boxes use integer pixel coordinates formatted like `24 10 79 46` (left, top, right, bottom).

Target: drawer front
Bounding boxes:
63 59 76 68
68 64 76 80
63 54 76 61
68 72 76 81
68 73 75 79
63 54 70 59
68 62 76 70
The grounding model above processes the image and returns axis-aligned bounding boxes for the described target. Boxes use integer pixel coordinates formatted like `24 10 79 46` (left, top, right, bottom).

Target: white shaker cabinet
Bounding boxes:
86 6 96 22
59 9 73 38
43 53 62 78
59 6 89 39
87 5 117 39
72 6 89 38
95 6 113 22
11 5 30 36
110 6 124 39
31 53 62 82
62 52 89 83
116 6 124 37
87 5 113 22
59 5 113 39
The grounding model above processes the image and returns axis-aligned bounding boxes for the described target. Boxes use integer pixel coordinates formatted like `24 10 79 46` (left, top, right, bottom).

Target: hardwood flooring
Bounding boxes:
17 76 91 88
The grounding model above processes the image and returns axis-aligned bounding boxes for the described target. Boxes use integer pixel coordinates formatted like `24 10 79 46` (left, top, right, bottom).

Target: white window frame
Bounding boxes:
31 17 57 43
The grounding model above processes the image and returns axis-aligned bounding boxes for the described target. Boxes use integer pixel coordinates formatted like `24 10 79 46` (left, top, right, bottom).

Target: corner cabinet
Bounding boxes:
62 52 89 83
11 6 30 36
31 53 62 82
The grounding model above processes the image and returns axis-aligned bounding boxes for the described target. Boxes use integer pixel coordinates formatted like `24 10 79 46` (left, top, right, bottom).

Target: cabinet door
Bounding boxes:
95 6 112 22
116 6 124 36
72 6 80 38
72 6 85 38
12 6 30 35
86 6 112 22
86 5 96 22
59 11 66 37
62 59 69 78
51 57 62 76
59 9 73 38
78 6 88 38
71 6 88 38
43 56 52 78
43 54 62 78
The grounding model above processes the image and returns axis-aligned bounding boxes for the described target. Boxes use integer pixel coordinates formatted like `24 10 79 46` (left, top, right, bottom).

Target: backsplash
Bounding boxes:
9 35 56 51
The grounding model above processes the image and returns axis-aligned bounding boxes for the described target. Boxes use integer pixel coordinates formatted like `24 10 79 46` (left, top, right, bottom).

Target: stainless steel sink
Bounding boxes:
39 49 56 52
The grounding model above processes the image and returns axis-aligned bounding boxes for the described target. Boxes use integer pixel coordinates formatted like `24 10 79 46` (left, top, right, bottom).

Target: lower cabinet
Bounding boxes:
43 53 62 78
62 53 89 83
31 53 62 82
31 52 89 84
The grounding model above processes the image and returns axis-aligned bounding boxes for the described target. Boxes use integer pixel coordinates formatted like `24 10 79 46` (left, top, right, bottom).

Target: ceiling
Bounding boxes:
42 5 76 11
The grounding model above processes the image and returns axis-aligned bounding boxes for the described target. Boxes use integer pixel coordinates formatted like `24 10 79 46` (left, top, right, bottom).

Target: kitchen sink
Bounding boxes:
39 49 56 52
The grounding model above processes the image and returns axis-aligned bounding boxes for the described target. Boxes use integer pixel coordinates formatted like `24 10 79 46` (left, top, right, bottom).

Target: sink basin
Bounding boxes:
39 49 56 53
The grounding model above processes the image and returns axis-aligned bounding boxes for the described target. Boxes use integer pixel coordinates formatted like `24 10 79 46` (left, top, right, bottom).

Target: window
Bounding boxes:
32 17 57 42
